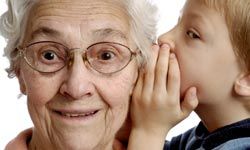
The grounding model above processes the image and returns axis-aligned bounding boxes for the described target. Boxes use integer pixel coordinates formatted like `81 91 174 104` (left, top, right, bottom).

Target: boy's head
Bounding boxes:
199 0 250 73
158 0 250 117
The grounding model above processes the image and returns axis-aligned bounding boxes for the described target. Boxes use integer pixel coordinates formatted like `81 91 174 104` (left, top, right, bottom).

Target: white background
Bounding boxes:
0 0 200 149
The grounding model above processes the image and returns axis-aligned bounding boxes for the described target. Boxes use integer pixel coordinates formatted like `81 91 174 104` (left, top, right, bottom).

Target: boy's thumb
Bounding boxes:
181 87 198 117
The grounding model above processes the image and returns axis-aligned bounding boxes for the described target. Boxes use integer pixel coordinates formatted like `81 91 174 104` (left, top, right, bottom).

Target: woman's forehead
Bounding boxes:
24 0 131 45
31 0 128 19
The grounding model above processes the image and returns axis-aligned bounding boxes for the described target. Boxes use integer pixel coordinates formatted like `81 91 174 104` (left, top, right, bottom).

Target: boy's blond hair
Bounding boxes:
199 0 250 72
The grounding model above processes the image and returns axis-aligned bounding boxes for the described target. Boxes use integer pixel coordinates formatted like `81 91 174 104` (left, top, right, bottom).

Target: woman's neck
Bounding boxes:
28 131 55 150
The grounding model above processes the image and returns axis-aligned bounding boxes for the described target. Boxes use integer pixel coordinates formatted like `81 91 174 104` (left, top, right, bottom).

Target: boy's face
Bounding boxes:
159 0 242 105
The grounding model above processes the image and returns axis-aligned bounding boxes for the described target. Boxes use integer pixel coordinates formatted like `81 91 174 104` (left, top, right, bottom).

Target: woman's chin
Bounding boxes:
51 134 108 150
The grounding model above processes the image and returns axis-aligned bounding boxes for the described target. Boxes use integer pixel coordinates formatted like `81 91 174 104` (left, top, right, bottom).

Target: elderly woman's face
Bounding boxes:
18 0 138 149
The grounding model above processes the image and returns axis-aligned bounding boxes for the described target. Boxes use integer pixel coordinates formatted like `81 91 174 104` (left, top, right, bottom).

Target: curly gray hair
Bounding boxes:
0 0 158 77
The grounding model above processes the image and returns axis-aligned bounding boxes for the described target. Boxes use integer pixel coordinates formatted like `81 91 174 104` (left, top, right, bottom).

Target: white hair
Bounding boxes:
0 0 158 77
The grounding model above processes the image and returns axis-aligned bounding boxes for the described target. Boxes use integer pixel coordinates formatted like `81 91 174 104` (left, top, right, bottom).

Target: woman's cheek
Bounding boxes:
99 65 137 105
24 74 63 105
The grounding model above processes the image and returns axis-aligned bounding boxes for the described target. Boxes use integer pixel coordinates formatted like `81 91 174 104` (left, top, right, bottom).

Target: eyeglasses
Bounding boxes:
18 41 137 74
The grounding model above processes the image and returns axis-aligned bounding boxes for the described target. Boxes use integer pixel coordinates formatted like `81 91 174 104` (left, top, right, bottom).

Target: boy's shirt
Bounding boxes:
164 118 250 150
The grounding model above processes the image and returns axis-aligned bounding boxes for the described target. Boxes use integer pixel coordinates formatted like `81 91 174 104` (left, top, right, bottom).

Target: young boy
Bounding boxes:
128 0 250 149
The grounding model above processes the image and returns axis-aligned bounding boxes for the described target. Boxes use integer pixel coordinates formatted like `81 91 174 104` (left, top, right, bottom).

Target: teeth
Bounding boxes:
61 111 96 117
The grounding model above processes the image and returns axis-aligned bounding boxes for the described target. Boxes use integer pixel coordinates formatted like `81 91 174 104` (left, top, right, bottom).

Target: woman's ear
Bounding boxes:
17 73 27 95
234 73 250 96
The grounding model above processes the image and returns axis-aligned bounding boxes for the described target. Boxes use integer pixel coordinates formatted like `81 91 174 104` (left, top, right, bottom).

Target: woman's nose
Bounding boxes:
60 53 95 100
158 29 176 51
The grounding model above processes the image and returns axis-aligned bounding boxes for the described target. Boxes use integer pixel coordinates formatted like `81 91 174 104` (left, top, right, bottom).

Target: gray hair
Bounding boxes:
0 0 158 77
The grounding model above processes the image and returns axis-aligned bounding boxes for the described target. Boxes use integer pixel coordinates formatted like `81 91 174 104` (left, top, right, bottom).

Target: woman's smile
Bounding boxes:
51 108 100 123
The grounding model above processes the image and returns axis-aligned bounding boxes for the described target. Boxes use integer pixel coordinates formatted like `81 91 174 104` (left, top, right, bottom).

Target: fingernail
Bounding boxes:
170 53 176 59
162 44 170 49
191 87 197 97
152 44 159 51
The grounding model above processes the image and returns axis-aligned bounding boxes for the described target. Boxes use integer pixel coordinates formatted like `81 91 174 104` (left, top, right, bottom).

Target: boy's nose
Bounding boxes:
59 53 95 100
158 29 176 51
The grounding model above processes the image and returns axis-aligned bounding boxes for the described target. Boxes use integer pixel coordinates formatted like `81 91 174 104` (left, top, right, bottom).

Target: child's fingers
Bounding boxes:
132 70 144 102
154 44 170 92
180 87 198 117
167 53 181 102
142 44 159 101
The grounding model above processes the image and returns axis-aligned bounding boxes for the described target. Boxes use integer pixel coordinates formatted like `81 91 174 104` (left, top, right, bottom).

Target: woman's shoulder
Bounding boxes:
5 128 33 150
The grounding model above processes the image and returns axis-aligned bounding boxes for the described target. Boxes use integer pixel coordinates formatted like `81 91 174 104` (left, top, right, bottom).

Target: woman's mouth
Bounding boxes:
56 110 99 118
51 109 100 124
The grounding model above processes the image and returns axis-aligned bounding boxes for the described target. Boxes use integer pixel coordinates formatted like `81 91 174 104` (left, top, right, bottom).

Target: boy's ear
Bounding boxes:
234 73 250 96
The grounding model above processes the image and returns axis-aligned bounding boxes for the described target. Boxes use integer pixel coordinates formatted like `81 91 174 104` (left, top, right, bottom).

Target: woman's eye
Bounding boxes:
42 51 56 60
98 51 115 60
39 49 65 63
187 30 200 39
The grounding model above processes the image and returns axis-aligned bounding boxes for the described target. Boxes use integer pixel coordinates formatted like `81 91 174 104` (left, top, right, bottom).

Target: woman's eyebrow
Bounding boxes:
31 26 61 40
92 28 128 41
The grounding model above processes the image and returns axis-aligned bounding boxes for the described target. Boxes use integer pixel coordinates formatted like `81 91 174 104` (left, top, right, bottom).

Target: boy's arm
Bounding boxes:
127 44 198 150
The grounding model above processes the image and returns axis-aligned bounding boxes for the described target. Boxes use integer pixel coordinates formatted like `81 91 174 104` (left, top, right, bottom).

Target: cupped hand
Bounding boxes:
131 44 199 137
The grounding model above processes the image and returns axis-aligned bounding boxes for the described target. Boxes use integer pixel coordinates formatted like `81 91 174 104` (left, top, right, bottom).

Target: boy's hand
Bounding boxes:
127 44 198 150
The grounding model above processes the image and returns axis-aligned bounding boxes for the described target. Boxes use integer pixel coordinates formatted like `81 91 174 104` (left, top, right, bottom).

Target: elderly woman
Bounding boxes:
0 0 157 149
